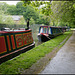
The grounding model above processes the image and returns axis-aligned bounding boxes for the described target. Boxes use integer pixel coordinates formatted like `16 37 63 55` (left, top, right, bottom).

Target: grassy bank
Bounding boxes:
0 31 72 74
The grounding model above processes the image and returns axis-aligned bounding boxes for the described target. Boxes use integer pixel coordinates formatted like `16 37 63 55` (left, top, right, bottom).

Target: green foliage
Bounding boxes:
23 1 42 7
23 5 39 21
0 31 72 74
7 2 26 15
0 15 4 23
4 16 15 25
19 17 26 25
0 14 15 25
22 0 75 27
22 1 52 16
51 1 75 27
7 5 17 15
16 2 26 15
0 2 9 14
41 2 52 16
36 14 50 25
29 17 35 25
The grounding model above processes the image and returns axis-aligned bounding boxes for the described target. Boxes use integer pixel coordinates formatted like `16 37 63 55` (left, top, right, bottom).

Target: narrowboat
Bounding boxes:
0 29 35 64
37 26 65 42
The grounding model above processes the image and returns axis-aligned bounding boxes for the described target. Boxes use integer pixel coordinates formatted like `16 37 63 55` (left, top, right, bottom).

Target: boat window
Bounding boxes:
49 28 51 34
52 28 55 34
40 27 43 33
43 27 47 33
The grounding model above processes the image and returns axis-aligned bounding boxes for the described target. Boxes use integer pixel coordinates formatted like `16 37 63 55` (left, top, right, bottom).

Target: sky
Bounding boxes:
0 1 21 5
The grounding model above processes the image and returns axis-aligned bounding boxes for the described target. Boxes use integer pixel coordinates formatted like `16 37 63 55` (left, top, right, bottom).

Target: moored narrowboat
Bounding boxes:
0 29 35 64
37 26 65 42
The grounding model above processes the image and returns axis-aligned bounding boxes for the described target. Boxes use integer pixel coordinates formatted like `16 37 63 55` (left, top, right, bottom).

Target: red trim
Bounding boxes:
40 33 48 36
11 35 15 49
7 36 11 51
0 36 7 54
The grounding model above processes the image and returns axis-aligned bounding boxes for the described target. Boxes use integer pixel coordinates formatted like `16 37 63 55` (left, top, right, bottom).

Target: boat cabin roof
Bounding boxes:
0 29 31 34
40 26 66 28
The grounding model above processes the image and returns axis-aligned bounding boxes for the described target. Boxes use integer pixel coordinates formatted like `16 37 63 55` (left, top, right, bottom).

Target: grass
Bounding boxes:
0 31 72 74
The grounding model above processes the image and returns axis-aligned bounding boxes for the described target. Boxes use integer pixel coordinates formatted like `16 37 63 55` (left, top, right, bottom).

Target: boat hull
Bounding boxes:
38 34 50 42
0 42 35 64
38 33 63 42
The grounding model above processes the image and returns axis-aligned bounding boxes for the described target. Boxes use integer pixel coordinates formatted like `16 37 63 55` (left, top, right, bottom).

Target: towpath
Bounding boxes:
40 30 75 74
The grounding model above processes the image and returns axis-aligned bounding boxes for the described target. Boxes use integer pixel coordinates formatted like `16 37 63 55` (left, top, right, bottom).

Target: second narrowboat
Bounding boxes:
37 26 66 42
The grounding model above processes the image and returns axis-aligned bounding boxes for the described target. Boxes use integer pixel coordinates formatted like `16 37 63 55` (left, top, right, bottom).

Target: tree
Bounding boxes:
30 17 35 25
23 5 39 21
4 16 15 25
0 15 4 24
36 14 50 25
7 2 26 15
7 5 17 15
51 1 75 27
16 2 26 15
0 14 15 28
22 1 52 16
19 17 26 25
0 2 9 14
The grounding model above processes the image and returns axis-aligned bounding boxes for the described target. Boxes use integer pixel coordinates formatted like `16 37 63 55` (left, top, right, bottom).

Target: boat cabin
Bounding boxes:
39 26 63 35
